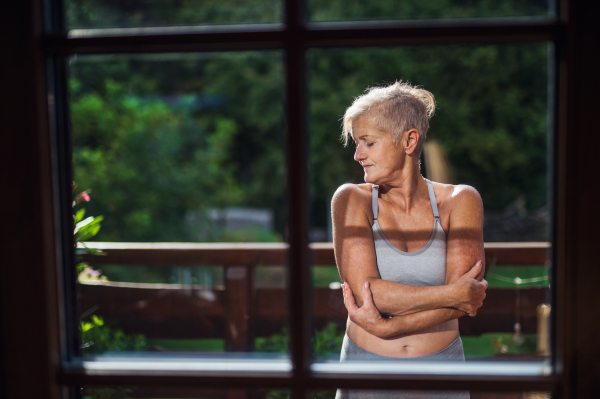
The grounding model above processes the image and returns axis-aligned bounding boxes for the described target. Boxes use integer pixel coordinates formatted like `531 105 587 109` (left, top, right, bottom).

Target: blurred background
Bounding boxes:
68 0 552 373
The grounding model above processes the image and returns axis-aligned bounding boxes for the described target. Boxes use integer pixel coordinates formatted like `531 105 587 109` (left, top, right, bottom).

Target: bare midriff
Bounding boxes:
346 318 459 358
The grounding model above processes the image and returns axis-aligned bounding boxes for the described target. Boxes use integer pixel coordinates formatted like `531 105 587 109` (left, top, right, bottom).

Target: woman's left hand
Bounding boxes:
342 281 390 338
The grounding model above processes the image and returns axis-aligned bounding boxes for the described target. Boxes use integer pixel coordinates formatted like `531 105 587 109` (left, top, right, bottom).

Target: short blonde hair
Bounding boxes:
341 81 436 154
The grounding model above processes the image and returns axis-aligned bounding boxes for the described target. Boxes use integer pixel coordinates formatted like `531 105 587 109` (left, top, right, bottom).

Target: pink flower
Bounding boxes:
77 192 90 203
88 269 101 277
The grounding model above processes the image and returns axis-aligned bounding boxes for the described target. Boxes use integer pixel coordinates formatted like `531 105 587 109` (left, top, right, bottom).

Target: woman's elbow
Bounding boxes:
371 320 409 339
371 324 395 339
377 326 411 340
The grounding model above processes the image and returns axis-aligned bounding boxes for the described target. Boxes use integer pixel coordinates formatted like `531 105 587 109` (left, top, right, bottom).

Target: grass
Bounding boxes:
312 266 342 287
462 333 538 358
147 338 224 351
145 333 538 358
485 266 548 288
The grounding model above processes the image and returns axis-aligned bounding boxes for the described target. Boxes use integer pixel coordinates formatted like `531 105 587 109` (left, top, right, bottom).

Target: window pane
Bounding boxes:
308 44 551 364
309 0 551 22
70 52 289 355
80 387 290 399
66 0 282 29
313 390 551 399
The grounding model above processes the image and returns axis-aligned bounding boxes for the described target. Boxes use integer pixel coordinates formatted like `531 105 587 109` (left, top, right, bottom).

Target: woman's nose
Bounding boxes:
354 145 366 162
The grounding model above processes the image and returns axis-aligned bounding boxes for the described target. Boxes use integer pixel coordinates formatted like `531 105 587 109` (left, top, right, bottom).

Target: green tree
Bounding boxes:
309 44 548 228
66 0 281 28
68 3 549 243
309 0 548 21
71 52 285 242
72 77 244 241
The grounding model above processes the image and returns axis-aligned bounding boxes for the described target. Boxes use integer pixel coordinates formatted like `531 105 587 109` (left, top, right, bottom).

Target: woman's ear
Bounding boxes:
404 129 420 155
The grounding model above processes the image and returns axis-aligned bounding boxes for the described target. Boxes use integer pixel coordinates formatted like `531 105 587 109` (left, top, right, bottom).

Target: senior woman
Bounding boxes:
332 81 488 399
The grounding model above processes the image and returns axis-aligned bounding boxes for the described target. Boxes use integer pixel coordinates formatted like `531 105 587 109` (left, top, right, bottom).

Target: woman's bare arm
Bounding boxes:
340 184 488 337
444 185 486 285
332 183 485 316
343 281 466 338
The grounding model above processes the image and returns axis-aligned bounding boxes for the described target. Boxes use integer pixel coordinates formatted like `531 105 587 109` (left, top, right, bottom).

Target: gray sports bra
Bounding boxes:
371 180 447 286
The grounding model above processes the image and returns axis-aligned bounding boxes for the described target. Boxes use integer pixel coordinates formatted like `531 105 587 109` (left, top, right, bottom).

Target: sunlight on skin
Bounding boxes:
332 113 487 358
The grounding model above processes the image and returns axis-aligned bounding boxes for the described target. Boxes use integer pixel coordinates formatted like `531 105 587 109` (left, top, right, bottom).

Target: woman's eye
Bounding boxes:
367 142 374 147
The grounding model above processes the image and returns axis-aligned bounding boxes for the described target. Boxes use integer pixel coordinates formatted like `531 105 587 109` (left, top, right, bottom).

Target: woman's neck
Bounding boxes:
378 164 427 213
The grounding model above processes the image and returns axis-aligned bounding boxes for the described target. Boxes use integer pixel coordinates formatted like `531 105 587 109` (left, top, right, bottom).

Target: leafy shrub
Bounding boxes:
313 322 345 358
81 315 146 354
255 323 344 357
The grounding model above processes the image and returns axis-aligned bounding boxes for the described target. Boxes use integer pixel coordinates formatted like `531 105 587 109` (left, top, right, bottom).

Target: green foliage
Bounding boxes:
219 228 283 243
68 4 550 244
263 390 290 399
70 52 285 242
255 327 289 353
74 190 104 251
462 333 537 358
75 209 104 243
255 323 344 358
314 391 336 399
485 266 549 288
313 323 345 357
73 186 105 275
308 44 548 228
309 0 548 21
81 315 147 354
75 203 147 356
82 387 130 399
66 0 282 29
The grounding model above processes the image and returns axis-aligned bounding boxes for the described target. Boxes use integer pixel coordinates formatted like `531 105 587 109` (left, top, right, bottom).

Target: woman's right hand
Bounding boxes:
449 260 488 316
342 280 393 338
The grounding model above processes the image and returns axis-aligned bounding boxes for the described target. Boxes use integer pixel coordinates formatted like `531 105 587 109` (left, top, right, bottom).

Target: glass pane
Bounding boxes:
313 391 551 399
308 44 551 364
309 0 552 22
70 52 288 355
66 0 282 29
80 387 290 399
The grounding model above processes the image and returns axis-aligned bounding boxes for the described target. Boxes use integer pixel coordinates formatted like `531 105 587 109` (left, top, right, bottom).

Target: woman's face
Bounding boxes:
352 116 407 185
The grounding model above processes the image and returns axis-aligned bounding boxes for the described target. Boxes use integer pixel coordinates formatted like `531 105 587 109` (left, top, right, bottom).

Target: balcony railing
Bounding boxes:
78 242 550 352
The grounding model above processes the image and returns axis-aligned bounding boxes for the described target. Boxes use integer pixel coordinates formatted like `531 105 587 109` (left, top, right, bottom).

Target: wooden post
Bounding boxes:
224 266 251 352
247 265 256 351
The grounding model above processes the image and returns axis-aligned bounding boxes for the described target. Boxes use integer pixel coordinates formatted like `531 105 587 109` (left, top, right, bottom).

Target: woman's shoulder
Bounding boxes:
430 181 483 214
332 183 372 201
331 183 373 215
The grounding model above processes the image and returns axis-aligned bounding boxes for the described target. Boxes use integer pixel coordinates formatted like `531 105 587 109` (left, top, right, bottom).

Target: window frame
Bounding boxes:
4 0 598 397
51 0 564 394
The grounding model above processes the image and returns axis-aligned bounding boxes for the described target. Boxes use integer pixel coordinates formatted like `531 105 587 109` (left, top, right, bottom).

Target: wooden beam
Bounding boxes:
79 283 546 339
80 242 551 266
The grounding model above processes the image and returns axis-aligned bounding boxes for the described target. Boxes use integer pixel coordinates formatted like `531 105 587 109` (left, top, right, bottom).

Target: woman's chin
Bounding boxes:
363 173 377 184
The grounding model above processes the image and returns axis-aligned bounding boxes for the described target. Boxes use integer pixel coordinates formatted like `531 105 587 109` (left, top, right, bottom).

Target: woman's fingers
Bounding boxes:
342 282 359 313
361 281 375 309
465 260 482 278
343 281 380 317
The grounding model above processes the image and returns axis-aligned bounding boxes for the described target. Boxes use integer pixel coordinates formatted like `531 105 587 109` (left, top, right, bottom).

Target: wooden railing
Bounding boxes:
80 241 550 266
79 242 550 351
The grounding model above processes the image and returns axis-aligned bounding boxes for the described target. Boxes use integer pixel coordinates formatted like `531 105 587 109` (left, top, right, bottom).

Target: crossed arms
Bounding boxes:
331 183 488 339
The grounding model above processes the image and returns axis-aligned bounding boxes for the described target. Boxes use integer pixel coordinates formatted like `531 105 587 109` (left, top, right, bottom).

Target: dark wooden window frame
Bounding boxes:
3 0 600 398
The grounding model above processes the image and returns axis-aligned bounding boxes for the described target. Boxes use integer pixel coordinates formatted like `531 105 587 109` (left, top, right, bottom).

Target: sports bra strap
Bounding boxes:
372 184 379 220
373 181 438 220
426 180 440 219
